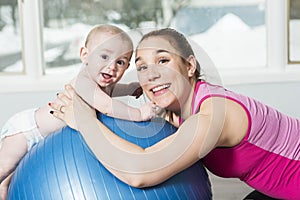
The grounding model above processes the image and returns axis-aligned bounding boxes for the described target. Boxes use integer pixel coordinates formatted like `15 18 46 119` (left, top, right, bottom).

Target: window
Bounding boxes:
0 0 22 73
288 0 300 63
171 0 266 69
42 0 163 75
0 0 299 93
40 0 266 73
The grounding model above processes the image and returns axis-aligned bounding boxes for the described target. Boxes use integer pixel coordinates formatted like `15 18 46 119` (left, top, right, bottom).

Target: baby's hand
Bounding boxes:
139 102 157 121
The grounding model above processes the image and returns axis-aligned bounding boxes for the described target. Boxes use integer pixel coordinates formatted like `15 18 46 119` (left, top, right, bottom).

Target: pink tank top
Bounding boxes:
189 81 300 199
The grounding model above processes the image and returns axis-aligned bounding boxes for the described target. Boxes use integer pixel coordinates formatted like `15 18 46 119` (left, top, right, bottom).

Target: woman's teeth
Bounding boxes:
151 84 171 93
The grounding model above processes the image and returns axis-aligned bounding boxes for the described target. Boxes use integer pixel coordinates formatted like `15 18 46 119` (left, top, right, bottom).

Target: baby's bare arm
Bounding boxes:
72 73 153 121
0 99 66 184
112 82 142 98
78 84 155 121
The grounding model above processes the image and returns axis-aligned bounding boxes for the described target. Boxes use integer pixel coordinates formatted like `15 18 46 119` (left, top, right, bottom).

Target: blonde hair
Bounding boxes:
84 24 133 50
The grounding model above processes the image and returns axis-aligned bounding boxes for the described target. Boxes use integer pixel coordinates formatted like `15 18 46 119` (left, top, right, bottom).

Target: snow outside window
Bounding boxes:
0 0 299 92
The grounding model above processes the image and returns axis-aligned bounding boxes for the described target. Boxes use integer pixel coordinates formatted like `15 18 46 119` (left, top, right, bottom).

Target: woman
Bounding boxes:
51 28 300 199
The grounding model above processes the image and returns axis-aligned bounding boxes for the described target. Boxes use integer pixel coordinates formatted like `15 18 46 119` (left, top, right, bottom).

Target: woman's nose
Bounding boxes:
147 65 161 81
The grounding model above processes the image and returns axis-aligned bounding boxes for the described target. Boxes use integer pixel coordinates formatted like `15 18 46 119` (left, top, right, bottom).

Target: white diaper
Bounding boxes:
0 108 44 151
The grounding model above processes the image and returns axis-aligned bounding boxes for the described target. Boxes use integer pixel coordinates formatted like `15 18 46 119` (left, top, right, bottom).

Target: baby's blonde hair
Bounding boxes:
85 24 133 51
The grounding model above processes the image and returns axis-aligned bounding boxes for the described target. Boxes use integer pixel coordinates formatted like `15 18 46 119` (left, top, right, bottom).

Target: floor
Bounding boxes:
208 172 253 200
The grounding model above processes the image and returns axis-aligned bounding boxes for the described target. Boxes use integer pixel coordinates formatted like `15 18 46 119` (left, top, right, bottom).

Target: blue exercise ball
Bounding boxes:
8 114 212 200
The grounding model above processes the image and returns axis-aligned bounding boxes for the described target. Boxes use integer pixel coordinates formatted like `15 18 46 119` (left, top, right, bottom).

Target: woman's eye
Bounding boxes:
137 65 147 72
158 58 169 64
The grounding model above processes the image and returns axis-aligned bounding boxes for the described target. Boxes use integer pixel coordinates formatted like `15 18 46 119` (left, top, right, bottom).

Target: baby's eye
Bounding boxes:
117 60 126 66
136 65 147 72
158 58 169 64
100 54 109 61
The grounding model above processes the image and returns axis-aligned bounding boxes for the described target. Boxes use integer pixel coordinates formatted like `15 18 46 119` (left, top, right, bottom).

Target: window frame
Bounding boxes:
287 0 300 64
0 0 299 93
221 0 300 85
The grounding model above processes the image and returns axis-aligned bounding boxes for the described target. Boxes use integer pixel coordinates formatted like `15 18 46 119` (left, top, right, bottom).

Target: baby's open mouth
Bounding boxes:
102 73 112 79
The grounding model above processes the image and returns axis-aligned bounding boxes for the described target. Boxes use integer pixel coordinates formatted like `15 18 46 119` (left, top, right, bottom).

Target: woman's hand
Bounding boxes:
49 84 96 130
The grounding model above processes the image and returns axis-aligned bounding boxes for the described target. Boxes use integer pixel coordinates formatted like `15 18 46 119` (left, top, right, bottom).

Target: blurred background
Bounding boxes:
1 0 269 74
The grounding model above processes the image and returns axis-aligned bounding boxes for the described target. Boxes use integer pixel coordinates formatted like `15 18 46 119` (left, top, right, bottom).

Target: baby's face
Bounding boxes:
86 32 133 88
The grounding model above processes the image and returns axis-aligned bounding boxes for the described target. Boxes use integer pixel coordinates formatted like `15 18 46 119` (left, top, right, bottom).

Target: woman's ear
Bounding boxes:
80 47 89 64
186 55 197 78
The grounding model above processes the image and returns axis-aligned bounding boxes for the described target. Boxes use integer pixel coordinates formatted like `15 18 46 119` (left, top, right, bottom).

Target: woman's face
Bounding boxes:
135 37 194 112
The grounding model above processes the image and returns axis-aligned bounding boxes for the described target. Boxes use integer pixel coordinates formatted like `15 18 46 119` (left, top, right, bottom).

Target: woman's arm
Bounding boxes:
50 85 226 187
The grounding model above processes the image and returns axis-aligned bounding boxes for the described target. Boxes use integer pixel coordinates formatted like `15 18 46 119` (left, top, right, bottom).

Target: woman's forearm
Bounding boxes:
51 85 218 187
78 115 172 187
100 98 144 122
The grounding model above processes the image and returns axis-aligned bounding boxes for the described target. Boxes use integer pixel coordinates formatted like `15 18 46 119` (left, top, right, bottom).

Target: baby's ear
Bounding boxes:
186 55 197 77
80 47 89 63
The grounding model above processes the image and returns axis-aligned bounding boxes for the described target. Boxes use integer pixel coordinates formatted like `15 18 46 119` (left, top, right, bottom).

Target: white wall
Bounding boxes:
227 81 300 118
1 81 300 128
0 91 55 128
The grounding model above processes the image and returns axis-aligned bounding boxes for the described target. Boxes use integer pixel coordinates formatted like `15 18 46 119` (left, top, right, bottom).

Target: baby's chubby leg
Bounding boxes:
0 104 66 184
0 134 26 183
0 104 65 199
35 103 66 138
0 173 12 200
0 108 43 183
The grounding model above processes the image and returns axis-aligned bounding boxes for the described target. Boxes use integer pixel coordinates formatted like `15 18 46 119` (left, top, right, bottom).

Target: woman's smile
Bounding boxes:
150 83 171 96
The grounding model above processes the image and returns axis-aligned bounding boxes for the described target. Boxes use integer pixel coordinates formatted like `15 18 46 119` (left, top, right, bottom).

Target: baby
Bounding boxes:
0 24 155 199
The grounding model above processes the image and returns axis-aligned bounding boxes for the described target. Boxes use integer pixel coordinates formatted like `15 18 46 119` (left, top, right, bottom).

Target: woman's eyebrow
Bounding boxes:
135 49 170 63
156 49 170 54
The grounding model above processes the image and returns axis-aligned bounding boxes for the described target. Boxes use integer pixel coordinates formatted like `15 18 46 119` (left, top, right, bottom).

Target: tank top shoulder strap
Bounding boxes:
192 80 204 114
